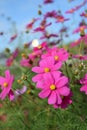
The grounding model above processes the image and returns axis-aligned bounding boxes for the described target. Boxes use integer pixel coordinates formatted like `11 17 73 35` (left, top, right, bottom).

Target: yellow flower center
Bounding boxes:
85 13 87 17
50 84 56 90
38 45 42 49
44 68 50 72
80 27 84 31
3 82 8 87
54 56 59 61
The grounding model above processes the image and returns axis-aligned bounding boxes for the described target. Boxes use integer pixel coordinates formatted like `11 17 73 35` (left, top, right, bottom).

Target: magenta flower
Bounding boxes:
32 56 62 74
26 18 39 30
6 57 13 67
70 34 87 47
65 8 75 14
53 92 72 109
33 22 52 32
33 42 48 51
42 48 69 63
80 12 87 18
55 15 69 23
0 70 14 100
44 10 57 19
38 72 70 105
73 25 87 34
9 34 17 43
29 50 42 60
72 54 87 60
20 57 32 68
44 0 54 4
80 74 87 94
40 32 58 40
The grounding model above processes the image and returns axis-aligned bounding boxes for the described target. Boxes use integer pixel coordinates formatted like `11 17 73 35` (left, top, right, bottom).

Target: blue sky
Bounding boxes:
0 0 87 52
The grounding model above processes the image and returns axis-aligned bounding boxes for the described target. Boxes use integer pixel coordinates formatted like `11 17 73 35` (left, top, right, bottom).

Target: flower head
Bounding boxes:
0 70 14 100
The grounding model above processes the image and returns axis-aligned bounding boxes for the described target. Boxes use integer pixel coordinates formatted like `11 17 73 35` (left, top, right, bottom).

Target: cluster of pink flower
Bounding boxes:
32 47 73 109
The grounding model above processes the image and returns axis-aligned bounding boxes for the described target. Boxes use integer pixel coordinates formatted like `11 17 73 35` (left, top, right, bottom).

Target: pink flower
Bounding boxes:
32 56 62 74
29 50 42 60
80 74 87 94
40 32 58 40
26 18 39 30
65 8 75 14
73 26 87 34
44 10 57 19
42 48 69 63
80 12 87 18
53 92 72 109
70 34 87 47
55 15 69 23
33 42 48 51
0 70 14 100
20 57 32 68
32 57 62 88
38 72 70 105
72 54 87 60
33 22 52 32
9 34 17 43
6 57 13 67
44 0 54 4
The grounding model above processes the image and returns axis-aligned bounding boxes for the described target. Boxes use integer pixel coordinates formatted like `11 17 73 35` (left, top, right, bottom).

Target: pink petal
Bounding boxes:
58 86 70 96
36 81 44 89
38 89 51 99
43 73 54 86
5 70 10 79
48 91 57 104
32 74 43 82
0 77 5 85
32 67 44 73
8 90 14 101
56 76 68 88
39 56 54 67
53 62 62 70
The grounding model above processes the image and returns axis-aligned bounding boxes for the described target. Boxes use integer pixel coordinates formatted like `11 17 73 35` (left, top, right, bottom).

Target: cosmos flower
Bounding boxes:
38 72 70 105
44 10 57 19
73 25 87 34
80 12 87 18
33 42 48 51
0 70 14 101
32 56 62 74
44 0 54 4
40 32 58 40
33 22 52 32
70 34 87 47
80 74 87 94
72 54 87 60
26 18 39 30
9 34 17 43
55 15 69 23
53 92 72 109
20 57 33 68
41 48 69 63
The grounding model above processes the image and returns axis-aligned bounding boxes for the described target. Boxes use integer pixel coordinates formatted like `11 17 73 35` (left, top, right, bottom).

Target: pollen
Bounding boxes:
3 82 8 87
50 84 56 90
44 68 50 72
54 56 59 61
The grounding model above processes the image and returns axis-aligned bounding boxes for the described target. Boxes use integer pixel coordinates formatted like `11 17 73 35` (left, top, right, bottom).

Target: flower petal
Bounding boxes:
58 86 70 96
8 90 14 101
48 91 57 104
32 67 44 73
38 89 51 99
